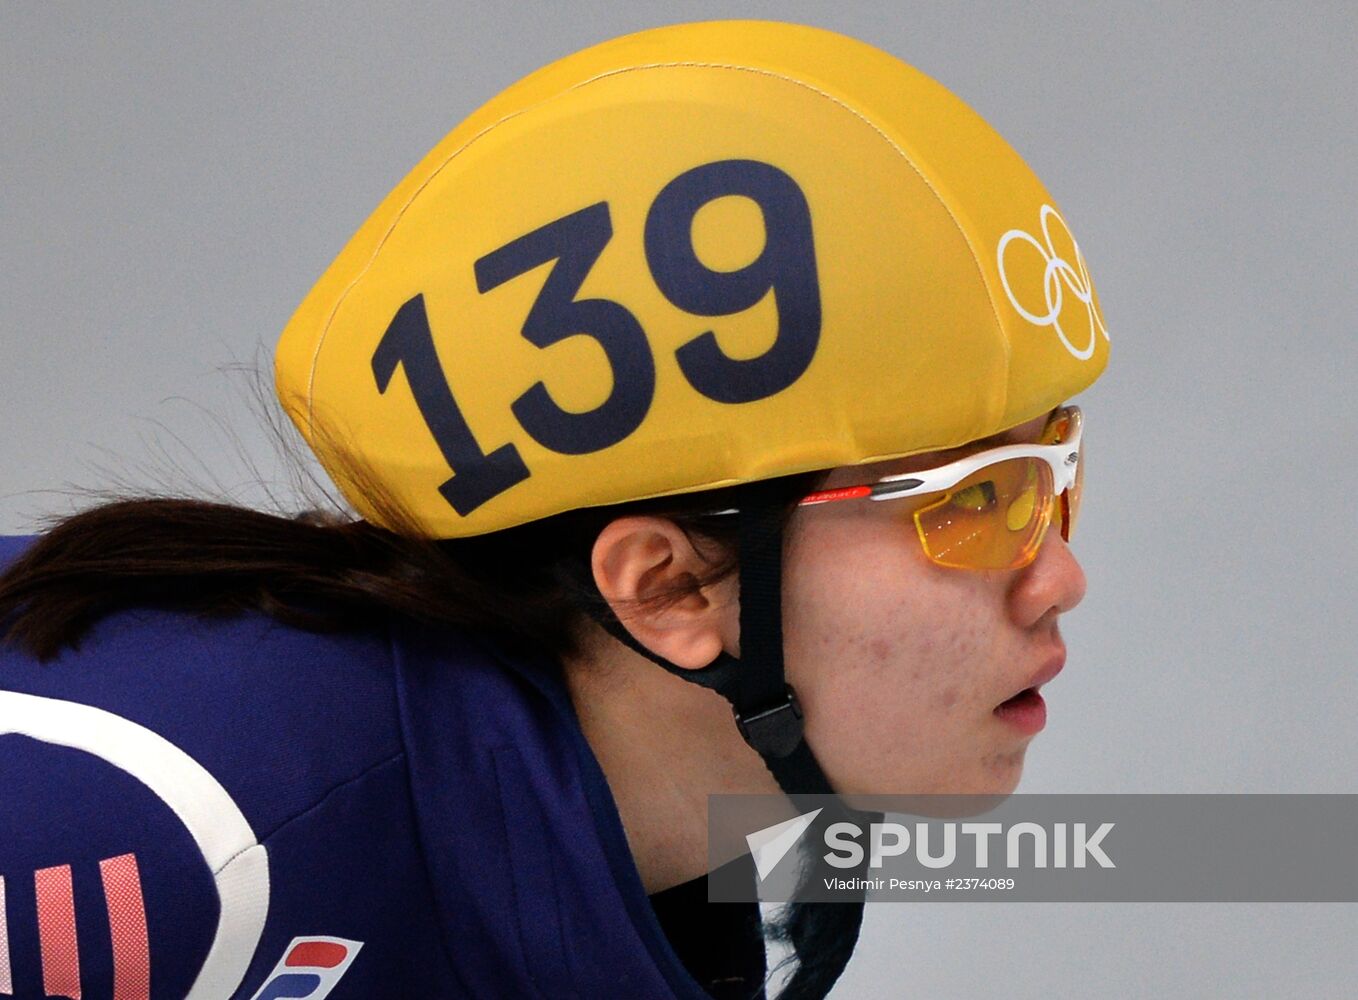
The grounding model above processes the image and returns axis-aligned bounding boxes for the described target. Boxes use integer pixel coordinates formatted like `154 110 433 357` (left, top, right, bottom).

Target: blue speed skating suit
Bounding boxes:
0 534 729 999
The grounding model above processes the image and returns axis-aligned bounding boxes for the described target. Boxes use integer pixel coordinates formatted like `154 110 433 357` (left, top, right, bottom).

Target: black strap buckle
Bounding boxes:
734 685 804 758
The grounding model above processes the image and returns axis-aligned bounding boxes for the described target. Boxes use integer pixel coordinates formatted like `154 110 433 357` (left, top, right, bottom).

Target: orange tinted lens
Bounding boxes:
912 457 1054 569
1042 409 1082 541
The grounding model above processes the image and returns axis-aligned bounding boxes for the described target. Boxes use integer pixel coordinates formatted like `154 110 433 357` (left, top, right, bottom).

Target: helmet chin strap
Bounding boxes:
591 483 833 798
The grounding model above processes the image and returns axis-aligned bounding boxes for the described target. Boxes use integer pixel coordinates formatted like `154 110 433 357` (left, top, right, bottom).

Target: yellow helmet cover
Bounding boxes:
275 19 1110 538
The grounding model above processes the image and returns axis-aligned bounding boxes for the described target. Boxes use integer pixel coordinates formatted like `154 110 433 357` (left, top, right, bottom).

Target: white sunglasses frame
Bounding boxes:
801 405 1082 509
703 407 1082 521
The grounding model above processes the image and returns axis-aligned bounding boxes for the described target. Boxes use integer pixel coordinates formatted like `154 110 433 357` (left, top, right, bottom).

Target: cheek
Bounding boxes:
781 515 1009 784
811 581 992 722
785 518 994 696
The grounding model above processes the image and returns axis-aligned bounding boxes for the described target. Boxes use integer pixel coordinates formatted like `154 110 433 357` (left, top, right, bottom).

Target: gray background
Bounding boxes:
3 2 1355 996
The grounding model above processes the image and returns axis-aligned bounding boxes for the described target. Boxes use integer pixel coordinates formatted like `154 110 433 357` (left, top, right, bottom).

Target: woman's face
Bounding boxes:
779 410 1086 797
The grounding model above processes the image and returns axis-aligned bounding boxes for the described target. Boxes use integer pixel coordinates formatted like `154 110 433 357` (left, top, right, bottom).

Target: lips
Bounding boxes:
993 687 1047 734
990 649 1062 736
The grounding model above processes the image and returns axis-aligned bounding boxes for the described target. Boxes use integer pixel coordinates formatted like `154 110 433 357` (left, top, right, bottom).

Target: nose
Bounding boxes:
1008 530 1087 630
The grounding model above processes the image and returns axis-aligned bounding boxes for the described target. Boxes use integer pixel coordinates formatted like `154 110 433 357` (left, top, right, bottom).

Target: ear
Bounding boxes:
590 515 739 669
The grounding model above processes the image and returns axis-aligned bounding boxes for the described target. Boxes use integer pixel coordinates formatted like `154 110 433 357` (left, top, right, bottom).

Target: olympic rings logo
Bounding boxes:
997 204 1110 361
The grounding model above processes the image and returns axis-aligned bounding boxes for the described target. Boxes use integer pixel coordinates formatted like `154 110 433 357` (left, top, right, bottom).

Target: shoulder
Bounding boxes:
0 534 431 995
1 533 401 781
0 579 405 837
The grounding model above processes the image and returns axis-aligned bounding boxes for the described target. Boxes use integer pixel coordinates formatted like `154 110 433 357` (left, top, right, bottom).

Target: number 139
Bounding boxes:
371 158 821 517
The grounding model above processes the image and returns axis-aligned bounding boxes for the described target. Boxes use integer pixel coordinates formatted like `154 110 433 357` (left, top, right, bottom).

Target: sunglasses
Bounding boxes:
702 406 1084 572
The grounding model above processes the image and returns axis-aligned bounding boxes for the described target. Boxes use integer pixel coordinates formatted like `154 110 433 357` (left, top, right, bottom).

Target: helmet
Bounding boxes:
275 18 1109 803
276 19 1109 539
